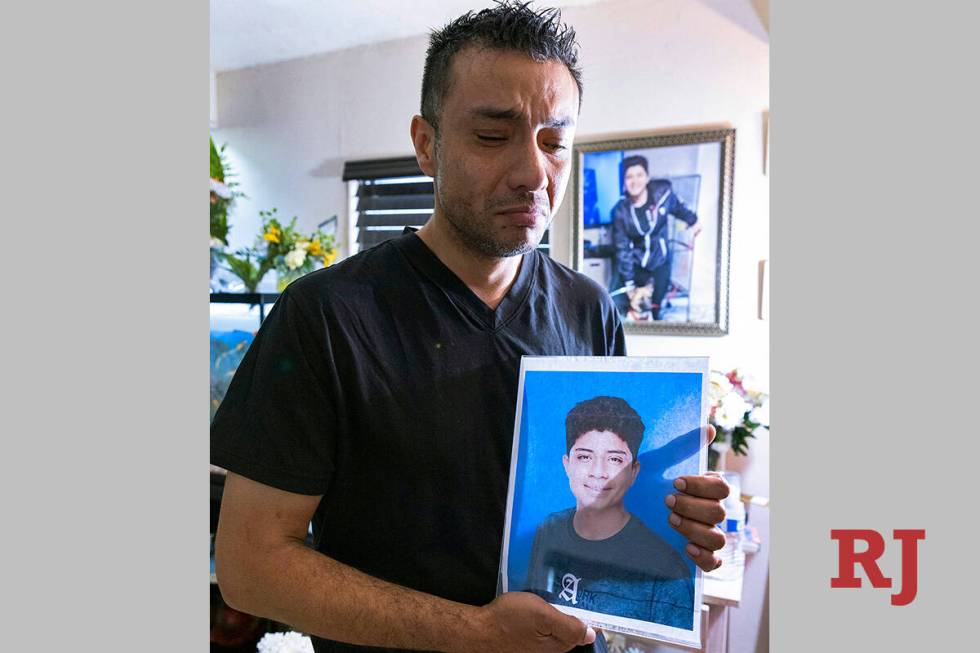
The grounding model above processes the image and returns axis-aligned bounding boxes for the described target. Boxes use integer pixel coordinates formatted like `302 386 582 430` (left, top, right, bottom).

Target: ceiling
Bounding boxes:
210 0 612 73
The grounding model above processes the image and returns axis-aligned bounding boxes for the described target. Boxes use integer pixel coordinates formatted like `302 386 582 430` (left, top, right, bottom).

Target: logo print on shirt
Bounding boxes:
559 573 581 605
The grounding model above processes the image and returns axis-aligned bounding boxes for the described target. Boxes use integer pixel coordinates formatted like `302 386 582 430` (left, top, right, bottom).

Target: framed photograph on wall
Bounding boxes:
499 355 709 648
572 129 735 336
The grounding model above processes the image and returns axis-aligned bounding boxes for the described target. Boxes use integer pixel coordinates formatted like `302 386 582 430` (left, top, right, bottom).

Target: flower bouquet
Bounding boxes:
707 369 769 470
220 208 338 293
258 208 338 291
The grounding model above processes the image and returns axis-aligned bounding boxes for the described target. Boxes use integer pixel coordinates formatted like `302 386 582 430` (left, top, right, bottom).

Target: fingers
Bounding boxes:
537 608 594 649
666 482 727 573
674 475 730 501
489 592 595 652
705 424 716 445
684 542 723 572
666 491 726 528
667 501 726 546
581 625 597 646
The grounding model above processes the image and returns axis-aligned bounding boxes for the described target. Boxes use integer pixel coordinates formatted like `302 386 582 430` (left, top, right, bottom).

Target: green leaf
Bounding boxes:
210 137 222 181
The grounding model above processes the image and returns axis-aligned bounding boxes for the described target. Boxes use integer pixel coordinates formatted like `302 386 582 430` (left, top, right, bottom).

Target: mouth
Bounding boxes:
583 484 611 494
498 205 544 228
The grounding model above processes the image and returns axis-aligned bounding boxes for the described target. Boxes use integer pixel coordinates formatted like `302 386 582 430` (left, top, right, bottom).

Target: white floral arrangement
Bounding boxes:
256 631 314 653
708 369 769 458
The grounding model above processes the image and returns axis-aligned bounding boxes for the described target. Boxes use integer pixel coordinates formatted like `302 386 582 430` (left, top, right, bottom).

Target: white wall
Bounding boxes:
214 34 426 260
214 0 769 495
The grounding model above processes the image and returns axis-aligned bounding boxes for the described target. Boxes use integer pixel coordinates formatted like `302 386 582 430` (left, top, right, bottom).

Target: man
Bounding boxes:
610 155 701 321
212 3 727 652
527 397 693 632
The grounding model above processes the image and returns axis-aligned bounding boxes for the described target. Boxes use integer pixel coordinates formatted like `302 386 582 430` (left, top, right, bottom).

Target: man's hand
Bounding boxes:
466 592 595 653
666 424 730 571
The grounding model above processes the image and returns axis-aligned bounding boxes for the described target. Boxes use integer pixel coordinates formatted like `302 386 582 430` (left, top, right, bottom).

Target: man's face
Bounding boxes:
427 47 579 257
623 164 649 200
562 429 640 512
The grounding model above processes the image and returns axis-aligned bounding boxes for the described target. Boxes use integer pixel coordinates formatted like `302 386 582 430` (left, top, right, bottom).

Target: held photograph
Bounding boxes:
572 129 735 336
499 356 709 648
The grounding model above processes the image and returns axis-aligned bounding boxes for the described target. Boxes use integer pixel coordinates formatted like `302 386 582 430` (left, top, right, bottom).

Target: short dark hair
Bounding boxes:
420 0 583 130
621 155 649 180
565 396 645 461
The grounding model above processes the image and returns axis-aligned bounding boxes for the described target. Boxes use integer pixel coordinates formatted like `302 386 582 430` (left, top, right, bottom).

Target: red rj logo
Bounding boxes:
830 529 925 606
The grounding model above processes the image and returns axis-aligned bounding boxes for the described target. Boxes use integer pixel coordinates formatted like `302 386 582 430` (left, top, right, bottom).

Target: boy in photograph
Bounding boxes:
610 155 701 321
526 396 694 630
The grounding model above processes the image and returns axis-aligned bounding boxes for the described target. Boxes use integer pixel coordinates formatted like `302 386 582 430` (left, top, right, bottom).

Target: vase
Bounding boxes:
708 440 731 472
277 268 305 292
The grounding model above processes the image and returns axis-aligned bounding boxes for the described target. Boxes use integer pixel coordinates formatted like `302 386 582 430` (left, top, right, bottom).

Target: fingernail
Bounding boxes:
665 494 676 508
674 478 687 491
585 626 596 643
686 543 700 557
669 513 681 526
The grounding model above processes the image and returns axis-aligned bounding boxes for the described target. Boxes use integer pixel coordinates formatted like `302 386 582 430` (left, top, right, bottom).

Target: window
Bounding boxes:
344 156 550 256
344 157 432 254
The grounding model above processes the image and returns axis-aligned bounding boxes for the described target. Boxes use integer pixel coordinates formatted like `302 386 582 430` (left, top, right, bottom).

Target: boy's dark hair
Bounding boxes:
420 0 582 130
565 396 645 461
621 155 649 180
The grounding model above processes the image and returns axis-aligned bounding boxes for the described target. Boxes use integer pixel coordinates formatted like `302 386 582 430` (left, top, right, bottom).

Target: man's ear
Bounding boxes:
410 115 437 178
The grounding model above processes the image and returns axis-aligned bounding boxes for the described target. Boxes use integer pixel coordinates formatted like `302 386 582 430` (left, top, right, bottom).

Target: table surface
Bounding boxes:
703 570 743 607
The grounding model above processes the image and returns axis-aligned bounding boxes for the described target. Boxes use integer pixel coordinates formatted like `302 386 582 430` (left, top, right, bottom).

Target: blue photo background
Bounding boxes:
506 370 703 592
583 150 624 227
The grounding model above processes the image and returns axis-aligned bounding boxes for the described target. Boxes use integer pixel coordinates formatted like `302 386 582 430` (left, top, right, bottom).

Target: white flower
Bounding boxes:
714 392 751 430
284 247 307 270
295 239 311 251
709 371 732 405
739 373 766 402
256 631 314 653
209 237 224 249
749 399 769 428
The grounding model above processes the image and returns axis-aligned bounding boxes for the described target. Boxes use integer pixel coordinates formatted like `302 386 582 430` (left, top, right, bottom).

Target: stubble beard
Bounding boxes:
439 194 548 258
434 148 551 259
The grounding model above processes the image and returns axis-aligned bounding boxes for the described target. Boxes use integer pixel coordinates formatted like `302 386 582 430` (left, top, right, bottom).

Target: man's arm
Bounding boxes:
215 473 596 653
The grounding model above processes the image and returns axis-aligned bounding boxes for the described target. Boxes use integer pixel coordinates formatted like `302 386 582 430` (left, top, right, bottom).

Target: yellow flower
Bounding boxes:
322 250 337 267
263 226 281 243
307 239 323 257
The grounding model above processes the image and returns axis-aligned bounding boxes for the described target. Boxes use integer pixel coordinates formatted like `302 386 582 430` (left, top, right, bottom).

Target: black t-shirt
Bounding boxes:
211 233 625 652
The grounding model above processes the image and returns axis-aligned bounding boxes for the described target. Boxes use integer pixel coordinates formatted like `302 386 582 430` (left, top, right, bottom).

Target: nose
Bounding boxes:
588 458 609 479
506 135 548 194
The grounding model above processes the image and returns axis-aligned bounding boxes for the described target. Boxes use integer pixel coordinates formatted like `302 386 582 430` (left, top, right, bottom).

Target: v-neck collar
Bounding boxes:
392 230 537 332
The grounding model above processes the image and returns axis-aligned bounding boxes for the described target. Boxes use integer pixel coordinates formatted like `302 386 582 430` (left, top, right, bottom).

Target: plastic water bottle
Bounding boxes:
707 472 745 581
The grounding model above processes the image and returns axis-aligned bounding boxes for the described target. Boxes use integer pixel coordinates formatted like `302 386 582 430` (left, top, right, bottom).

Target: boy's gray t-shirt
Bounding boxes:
526 507 695 629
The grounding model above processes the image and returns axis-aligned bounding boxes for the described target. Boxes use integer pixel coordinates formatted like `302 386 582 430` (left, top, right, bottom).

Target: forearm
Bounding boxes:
217 538 485 652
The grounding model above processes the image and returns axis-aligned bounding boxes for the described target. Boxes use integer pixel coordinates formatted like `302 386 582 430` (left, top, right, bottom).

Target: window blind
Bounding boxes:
344 157 433 252
343 156 551 255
